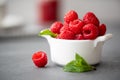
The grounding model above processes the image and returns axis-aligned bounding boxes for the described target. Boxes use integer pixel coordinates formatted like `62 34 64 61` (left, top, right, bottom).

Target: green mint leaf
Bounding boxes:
63 60 77 72
38 29 57 38
63 53 96 72
75 53 89 66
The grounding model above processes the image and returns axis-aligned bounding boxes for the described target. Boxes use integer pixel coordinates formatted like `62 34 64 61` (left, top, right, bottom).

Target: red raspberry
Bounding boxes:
83 12 100 26
63 22 69 27
58 30 75 40
32 51 47 67
75 34 84 40
82 24 99 40
69 19 85 34
60 24 70 33
50 21 63 34
64 10 78 23
98 24 106 36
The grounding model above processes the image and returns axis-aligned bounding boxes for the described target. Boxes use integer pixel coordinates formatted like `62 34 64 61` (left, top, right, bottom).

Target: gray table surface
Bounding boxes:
0 25 120 80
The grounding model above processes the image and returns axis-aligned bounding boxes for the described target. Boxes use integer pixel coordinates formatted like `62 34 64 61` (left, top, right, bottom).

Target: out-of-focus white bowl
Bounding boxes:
42 34 112 66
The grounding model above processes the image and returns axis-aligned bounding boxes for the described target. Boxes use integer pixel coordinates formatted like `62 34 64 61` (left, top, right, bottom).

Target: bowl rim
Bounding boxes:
43 35 94 43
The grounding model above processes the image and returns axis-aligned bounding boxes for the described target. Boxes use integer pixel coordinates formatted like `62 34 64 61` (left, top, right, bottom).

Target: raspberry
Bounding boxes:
99 24 106 36
64 10 78 23
50 21 63 34
83 12 100 26
63 22 69 27
82 24 99 40
58 30 75 40
75 34 84 40
60 24 70 33
32 51 47 67
69 19 85 34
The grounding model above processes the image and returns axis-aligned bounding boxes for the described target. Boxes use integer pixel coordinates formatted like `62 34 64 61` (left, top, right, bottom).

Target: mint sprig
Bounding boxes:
63 53 96 72
38 29 57 38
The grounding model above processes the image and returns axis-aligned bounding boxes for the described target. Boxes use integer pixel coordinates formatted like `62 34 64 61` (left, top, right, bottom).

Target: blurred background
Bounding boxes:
0 0 120 37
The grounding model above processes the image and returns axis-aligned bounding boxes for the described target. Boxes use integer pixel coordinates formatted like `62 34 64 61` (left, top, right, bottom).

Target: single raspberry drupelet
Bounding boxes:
69 19 85 34
64 10 78 23
98 24 106 36
50 21 63 34
82 24 99 40
32 51 48 67
83 12 100 26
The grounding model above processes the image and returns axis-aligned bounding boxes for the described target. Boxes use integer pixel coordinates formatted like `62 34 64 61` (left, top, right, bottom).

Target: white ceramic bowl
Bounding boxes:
43 34 112 66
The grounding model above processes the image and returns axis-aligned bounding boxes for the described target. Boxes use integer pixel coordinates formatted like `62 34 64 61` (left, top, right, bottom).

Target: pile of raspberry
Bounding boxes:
50 10 106 40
